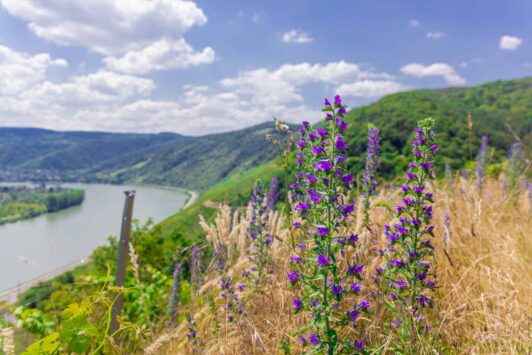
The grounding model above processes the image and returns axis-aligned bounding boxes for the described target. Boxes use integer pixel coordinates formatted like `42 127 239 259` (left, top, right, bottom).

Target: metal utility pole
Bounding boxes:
109 190 136 336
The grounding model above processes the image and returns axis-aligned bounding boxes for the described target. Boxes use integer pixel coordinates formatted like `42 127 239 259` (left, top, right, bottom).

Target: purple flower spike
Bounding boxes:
324 98 331 107
289 97 362 348
382 118 439 335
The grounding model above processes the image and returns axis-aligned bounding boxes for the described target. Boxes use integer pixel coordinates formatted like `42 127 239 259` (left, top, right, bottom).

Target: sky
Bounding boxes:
0 0 530 136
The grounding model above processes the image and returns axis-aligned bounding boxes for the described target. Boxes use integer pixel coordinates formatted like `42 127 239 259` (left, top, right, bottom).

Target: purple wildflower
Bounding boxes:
358 299 370 310
335 135 347 150
166 262 183 326
331 284 344 297
382 118 439 341
317 254 331 267
351 283 361 293
474 135 489 190
292 298 303 311
315 160 334 172
313 225 329 237
354 340 365 352
290 255 302 263
294 201 310 212
267 176 278 210
309 333 320 346
287 271 300 283
307 189 322 204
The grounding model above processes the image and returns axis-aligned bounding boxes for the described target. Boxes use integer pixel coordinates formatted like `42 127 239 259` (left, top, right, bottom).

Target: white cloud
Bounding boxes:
104 38 215 74
0 0 214 74
499 35 523 50
409 20 420 28
0 0 208 55
219 61 377 107
337 80 407 98
401 63 466 85
0 44 67 95
237 10 263 23
251 12 262 23
0 60 404 135
21 70 154 107
282 29 314 44
426 31 445 39
0 69 155 131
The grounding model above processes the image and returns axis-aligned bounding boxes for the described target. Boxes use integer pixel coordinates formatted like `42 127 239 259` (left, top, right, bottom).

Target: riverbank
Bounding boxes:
0 257 89 304
0 183 190 295
0 183 197 305
0 186 85 225
138 184 198 208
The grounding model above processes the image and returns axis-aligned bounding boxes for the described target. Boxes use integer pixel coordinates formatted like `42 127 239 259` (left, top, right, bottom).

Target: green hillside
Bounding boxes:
0 123 279 191
343 77 531 178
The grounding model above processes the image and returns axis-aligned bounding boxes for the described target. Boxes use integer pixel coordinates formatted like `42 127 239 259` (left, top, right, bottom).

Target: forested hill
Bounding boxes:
342 77 531 178
0 77 530 190
0 123 279 190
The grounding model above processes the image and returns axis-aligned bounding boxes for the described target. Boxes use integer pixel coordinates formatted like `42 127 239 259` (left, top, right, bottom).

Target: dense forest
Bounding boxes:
0 186 85 224
343 77 531 178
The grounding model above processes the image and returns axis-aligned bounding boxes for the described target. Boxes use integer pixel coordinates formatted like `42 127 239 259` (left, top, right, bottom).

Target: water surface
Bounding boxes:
0 183 187 292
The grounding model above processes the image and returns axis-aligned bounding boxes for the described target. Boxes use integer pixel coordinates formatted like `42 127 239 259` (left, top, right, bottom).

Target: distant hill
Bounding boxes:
0 123 279 190
342 77 531 178
0 77 530 191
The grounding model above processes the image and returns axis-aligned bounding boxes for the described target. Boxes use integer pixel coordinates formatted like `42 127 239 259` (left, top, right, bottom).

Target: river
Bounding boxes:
0 183 188 294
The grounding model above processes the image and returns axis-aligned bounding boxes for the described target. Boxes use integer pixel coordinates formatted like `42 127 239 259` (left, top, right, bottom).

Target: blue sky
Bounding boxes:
0 0 530 135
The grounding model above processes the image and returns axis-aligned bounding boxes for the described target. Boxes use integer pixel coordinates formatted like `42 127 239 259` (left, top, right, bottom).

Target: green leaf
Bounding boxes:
384 300 398 314
22 332 60 355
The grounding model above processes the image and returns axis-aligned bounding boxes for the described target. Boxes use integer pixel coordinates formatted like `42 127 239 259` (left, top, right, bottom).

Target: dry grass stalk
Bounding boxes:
154 178 530 354
1 327 15 355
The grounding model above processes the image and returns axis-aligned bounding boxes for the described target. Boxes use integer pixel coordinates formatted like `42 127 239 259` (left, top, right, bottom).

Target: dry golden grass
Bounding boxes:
148 177 531 354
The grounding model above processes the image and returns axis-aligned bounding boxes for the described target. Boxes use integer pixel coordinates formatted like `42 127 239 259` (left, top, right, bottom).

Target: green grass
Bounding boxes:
156 160 284 244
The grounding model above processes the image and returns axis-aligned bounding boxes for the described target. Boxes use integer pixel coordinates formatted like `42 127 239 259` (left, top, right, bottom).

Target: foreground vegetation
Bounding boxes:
0 186 84 225
153 179 530 354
